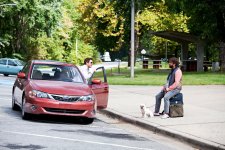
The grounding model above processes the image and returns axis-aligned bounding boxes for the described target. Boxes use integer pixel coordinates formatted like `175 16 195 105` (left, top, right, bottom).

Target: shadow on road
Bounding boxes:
3 106 101 125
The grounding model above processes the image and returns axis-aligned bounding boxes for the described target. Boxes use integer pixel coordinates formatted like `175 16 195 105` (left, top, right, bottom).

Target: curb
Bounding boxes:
99 109 225 150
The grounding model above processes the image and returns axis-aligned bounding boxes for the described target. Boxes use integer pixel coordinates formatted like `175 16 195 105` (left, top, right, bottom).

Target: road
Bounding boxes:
0 74 193 150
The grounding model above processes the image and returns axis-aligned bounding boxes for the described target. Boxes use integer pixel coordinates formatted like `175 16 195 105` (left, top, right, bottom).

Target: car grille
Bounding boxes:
51 94 80 102
44 108 85 114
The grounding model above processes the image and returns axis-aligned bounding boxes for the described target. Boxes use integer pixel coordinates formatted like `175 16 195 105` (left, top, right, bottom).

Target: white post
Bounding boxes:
130 0 135 78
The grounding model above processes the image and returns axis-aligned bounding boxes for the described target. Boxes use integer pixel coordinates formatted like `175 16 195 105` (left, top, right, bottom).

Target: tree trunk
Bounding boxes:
219 42 225 71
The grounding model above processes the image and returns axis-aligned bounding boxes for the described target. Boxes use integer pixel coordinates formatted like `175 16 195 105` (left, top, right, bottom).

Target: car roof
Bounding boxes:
0 58 18 60
32 60 75 67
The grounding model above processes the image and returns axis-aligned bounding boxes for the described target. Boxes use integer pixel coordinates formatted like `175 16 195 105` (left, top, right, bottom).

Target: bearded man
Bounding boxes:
154 57 183 119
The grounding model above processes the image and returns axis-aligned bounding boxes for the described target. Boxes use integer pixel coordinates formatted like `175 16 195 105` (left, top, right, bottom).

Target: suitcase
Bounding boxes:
170 93 183 105
169 104 183 117
169 93 184 117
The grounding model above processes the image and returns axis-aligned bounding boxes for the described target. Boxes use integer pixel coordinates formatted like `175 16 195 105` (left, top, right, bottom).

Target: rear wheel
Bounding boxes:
4 74 9 76
21 97 31 120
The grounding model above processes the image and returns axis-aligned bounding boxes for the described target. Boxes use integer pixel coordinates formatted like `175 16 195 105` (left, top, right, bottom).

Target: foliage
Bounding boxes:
165 0 225 70
165 0 225 42
136 0 189 58
207 43 220 62
77 0 125 53
60 0 98 64
1 0 223 68
0 0 62 59
137 1 189 32
0 0 98 65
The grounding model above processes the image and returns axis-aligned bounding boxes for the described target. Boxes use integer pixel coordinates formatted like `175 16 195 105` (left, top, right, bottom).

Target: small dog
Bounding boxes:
140 104 154 118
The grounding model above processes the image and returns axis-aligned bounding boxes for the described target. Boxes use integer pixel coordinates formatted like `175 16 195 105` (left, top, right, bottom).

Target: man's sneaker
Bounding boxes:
161 114 169 119
153 112 160 116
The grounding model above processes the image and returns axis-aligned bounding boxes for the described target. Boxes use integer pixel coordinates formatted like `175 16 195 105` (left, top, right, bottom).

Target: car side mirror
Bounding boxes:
17 72 26 79
92 79 102 84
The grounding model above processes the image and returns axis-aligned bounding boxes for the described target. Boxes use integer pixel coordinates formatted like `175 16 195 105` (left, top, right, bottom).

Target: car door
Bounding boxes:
14 63 30 105
88 67 109 109
7 59 20 75
0 59 7 74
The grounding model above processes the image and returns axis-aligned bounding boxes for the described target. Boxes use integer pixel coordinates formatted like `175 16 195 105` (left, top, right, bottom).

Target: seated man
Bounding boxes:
59 69 70 81
154 57 182 119
32 70 42 80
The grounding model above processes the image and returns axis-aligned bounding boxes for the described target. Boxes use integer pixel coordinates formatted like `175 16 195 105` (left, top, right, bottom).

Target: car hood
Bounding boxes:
30 80 92 96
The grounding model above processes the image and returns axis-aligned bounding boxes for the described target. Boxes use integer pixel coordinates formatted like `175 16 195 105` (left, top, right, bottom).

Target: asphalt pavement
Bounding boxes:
100 85 225 150
0 74 193 150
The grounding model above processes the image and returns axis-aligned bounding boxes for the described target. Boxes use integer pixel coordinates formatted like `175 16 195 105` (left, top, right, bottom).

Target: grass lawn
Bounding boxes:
104 67 225 85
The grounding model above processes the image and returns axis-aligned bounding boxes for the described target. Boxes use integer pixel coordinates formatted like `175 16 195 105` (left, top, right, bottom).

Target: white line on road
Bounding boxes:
0 98 10 101
1 130 154 150
89 125 123 131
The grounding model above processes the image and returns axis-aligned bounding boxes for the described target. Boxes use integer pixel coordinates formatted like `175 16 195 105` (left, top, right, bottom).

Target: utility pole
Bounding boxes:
75 38 78 57
130 0 135 78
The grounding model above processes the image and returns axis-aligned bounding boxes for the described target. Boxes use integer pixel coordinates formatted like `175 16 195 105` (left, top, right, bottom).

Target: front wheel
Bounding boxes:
21 97 31 120
82 118 94 124
12 93 20 111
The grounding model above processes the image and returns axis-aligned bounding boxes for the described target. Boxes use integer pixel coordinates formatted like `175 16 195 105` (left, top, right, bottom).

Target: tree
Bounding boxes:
136 0 189 58
0 0 62 59
77 0 125 54
165 0 225 71
0 0 98 64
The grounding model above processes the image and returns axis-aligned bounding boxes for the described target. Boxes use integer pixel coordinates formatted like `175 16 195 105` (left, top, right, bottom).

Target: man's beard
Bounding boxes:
169 64 173 68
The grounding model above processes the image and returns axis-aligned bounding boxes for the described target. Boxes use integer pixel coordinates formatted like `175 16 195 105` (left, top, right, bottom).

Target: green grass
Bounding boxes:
104 67 225 85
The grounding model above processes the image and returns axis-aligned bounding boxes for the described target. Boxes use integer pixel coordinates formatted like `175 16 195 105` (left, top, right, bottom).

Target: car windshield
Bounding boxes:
31 64 84 83
14 60 24 66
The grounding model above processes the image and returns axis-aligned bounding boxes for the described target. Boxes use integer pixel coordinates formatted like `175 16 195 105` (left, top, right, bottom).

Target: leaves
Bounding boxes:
77 0 125 52
0 0 98 64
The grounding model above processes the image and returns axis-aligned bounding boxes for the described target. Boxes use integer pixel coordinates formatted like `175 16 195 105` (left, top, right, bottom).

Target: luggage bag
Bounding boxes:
169 93 184 117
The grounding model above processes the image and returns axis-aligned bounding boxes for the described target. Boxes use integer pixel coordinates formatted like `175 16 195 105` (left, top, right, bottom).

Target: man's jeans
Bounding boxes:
155 89 181 114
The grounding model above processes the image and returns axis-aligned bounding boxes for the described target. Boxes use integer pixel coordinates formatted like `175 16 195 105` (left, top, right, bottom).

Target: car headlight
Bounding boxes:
77 95 94 101
29 90 50 98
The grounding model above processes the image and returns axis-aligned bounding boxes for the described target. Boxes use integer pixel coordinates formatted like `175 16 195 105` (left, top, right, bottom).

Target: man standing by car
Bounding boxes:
79 58 96 80
154 57 182 119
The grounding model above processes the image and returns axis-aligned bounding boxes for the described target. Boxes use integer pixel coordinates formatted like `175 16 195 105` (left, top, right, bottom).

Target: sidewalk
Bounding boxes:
100 85 225 150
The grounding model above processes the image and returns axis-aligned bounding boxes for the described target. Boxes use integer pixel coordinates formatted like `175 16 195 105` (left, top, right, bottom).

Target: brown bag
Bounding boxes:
169 104 184 117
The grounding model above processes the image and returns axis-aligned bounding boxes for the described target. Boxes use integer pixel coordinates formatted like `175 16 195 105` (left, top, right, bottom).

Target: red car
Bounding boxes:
12 60 109 124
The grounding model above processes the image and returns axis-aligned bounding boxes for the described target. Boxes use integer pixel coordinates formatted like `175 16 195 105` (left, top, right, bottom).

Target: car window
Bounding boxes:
14 60 24 66
21 63 30 78
8 60 16 66
0 59 7 65
89 67 107 83
31 64 84 83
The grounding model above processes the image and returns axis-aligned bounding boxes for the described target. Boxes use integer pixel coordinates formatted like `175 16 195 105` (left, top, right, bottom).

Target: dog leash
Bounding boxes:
146 104 155 109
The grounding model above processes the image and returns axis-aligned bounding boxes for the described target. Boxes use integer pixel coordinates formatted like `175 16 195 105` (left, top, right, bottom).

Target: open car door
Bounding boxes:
88 67 108 109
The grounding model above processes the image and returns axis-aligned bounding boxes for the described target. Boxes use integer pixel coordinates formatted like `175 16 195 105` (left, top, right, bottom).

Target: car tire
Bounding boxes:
4 74 9 76
82 118 94 124
21 97 31 120
12 93 20 111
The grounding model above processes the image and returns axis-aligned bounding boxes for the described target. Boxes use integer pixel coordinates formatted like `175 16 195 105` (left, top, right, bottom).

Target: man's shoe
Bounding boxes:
161 114 169 119
159 110 164 115
154 112 160 116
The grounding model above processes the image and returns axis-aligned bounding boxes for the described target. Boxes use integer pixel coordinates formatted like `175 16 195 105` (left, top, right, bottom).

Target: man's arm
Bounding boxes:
167 69 182 91
79 66 89 80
